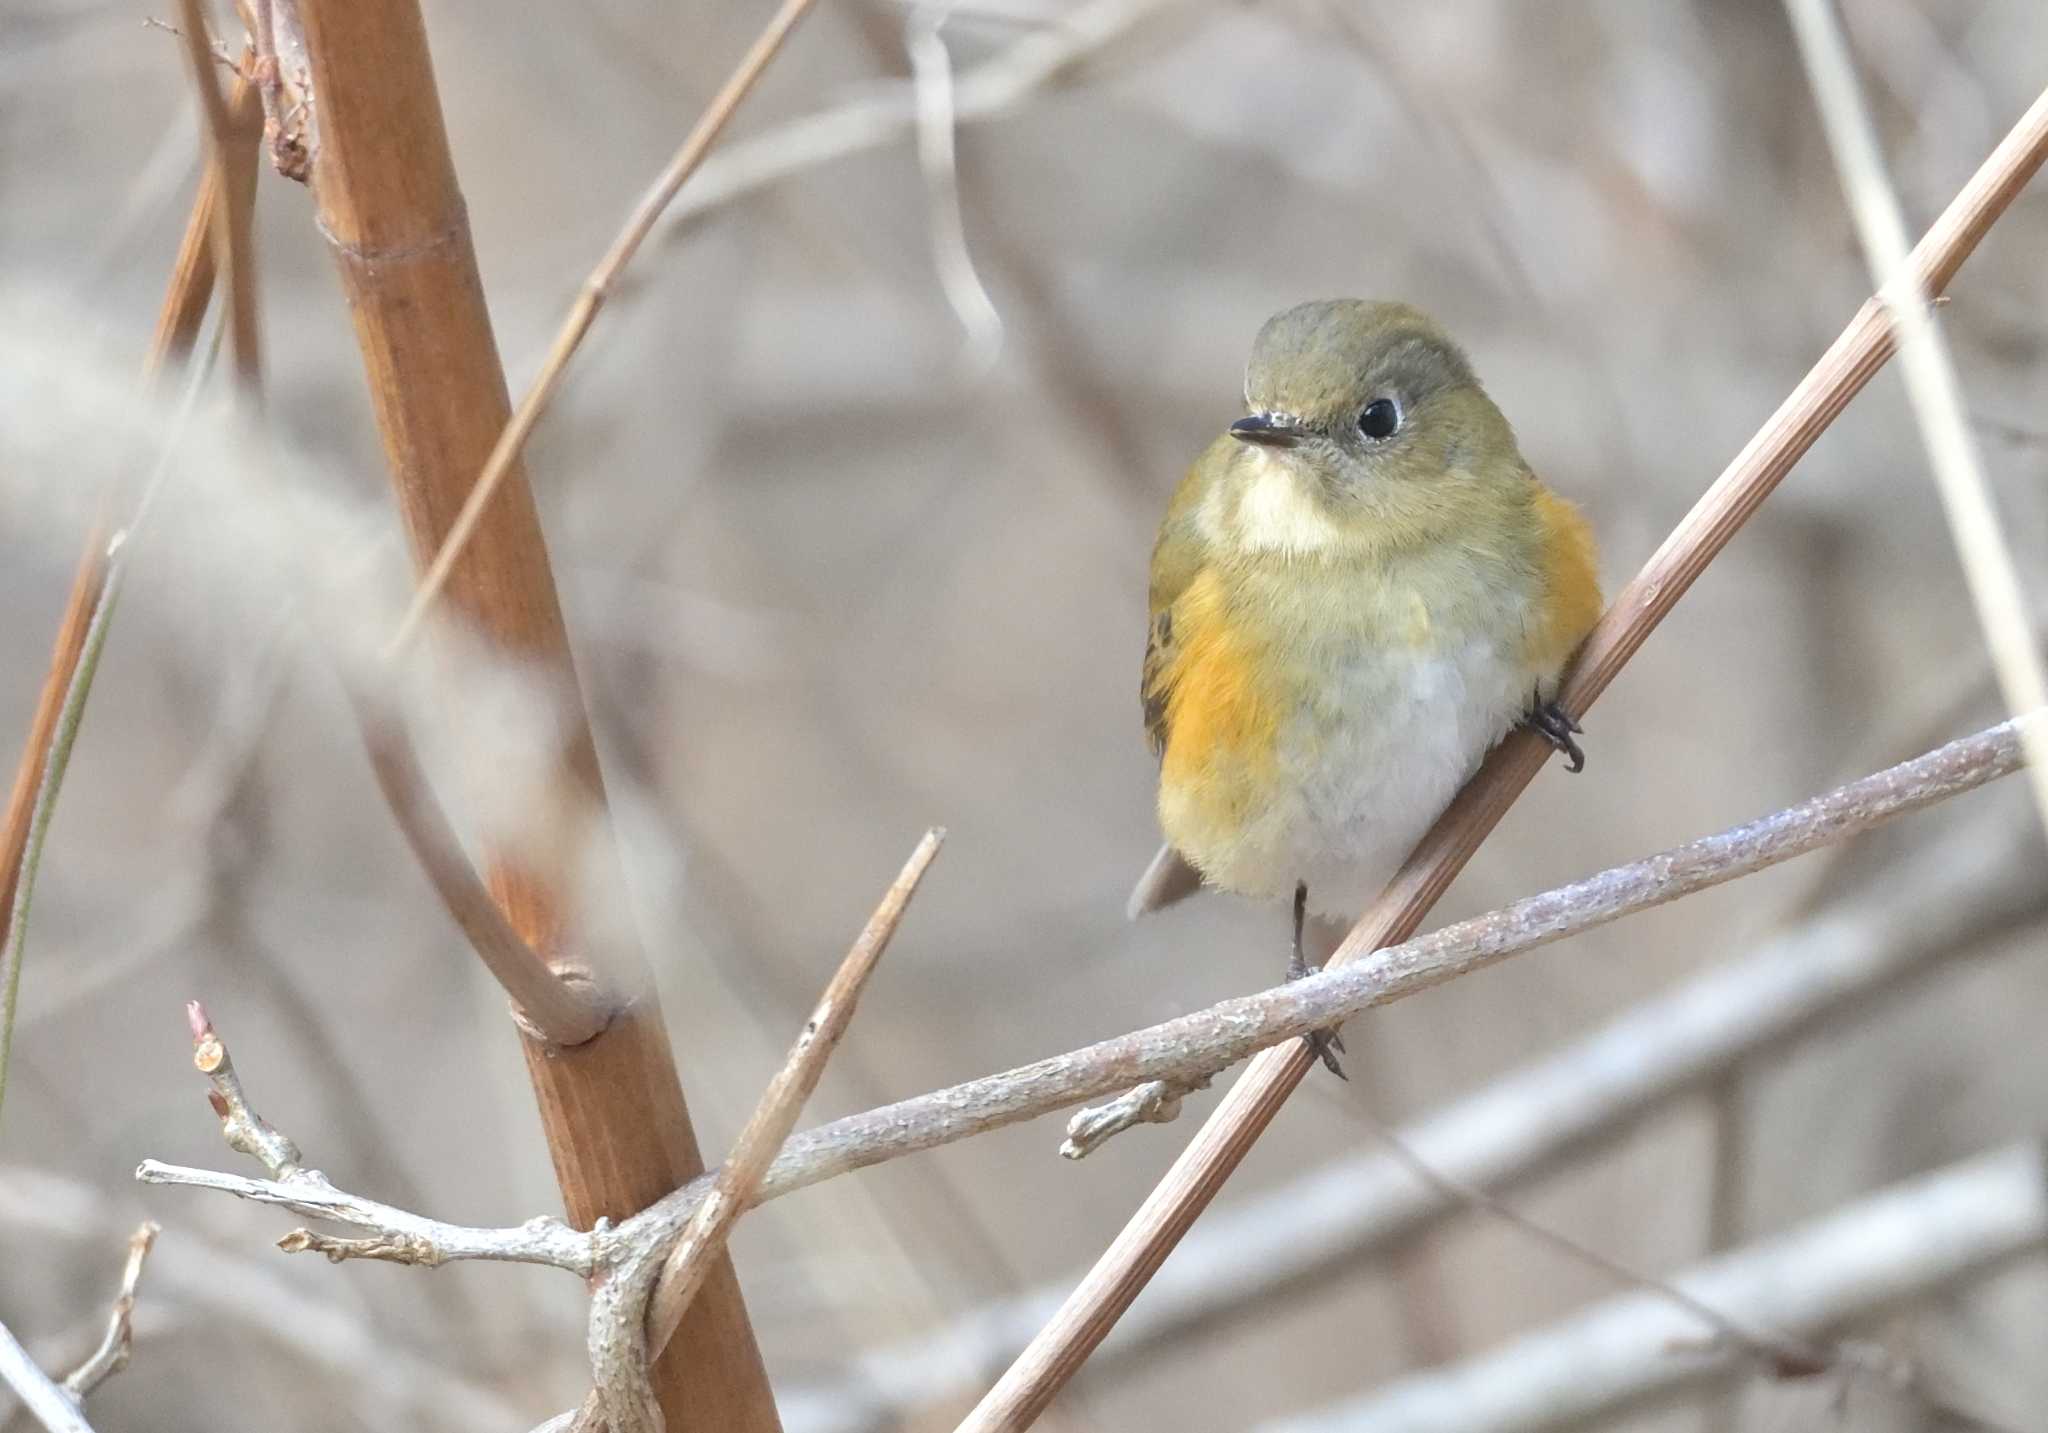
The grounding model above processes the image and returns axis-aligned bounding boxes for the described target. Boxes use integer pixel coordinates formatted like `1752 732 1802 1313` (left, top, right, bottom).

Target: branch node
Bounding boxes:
1061 1076 1209 1159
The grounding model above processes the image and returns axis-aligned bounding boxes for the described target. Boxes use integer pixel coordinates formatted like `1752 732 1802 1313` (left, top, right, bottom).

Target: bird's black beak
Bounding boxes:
1230 413 1305 448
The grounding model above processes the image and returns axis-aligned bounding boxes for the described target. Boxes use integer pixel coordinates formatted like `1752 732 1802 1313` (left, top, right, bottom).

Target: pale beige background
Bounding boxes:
4 1 2048 1429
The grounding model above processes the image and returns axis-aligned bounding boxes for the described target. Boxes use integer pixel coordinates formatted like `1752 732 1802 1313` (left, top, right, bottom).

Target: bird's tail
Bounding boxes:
1126 842 1204 920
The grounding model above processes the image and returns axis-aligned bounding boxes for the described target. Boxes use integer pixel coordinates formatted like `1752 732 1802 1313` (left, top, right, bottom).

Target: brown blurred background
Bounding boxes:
5 1 2048 1429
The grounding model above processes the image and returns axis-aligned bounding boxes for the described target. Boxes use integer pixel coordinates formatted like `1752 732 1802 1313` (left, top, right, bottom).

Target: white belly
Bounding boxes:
1222 636 1536 917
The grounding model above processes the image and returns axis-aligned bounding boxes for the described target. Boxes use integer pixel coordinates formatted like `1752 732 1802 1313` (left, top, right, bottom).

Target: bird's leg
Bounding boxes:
1287 880 1347 1080
1519 691 1586 773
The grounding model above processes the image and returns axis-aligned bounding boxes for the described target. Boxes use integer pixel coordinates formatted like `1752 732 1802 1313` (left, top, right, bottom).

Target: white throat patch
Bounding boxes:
1203 449 1341 556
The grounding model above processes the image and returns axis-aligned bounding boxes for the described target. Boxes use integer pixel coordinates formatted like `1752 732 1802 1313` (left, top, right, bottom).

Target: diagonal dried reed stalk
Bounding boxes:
960 81 2048 1432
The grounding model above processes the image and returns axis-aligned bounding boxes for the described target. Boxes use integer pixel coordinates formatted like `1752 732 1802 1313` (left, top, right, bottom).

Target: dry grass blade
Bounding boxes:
1783 0 2048 836
645 829 943 1347
959 82 2048 1432
386 0 821 657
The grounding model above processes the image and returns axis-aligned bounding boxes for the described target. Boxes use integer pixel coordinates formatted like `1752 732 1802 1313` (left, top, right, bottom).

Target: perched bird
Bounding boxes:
1130 300 1601 1073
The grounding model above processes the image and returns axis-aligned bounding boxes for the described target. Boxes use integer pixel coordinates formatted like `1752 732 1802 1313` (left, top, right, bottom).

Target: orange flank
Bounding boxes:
1154 570 1281 834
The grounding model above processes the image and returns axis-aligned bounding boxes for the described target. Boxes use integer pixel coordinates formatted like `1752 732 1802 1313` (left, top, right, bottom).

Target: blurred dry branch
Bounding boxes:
0 1222 158 1433
0 45 260 1051
663 0 1192 226
962 82 2048 1431
349 697 606 1045
789 801 2043 1427
388 0 821 656
1263 1142 2048 1433
1786 0 2048 832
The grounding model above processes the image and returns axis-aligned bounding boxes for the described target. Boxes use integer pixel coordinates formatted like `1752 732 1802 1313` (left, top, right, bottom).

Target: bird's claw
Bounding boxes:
1521 698 1586 773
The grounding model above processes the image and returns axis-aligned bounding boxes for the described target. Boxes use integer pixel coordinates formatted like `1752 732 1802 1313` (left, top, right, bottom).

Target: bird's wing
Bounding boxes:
1130 438 1230 919
1141 437 1228 757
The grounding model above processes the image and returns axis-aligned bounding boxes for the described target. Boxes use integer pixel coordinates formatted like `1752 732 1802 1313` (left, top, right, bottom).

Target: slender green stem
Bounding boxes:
0 551 125 1124
0 324 220 1129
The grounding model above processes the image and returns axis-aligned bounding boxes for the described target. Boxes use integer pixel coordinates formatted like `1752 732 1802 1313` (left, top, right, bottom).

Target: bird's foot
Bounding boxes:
1520 697 1586 773
1289 881 1349 1080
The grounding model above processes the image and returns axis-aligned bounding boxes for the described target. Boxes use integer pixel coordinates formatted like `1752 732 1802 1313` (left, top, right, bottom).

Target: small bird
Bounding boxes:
1130 300 1601 1074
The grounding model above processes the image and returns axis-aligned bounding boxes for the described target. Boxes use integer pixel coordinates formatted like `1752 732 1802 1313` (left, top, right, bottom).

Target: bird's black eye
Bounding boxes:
1358 397 1401 441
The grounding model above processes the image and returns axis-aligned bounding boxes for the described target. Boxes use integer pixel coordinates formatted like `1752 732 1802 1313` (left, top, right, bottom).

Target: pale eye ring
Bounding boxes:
1358 397 1401 441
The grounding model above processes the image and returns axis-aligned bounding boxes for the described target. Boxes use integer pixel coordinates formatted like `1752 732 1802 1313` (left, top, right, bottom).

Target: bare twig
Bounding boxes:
1263 1143 2047 1433
141 1006 597 1273
348 697 608 1045
386 0 821 656
602 718 2031 1263
786 804 2042 1428
578 832 944 1432
135 1161 599 1272
963 84 2048 1431
0 1324 96 1433
1 1167 525 1431
183 1000 301 1177
59 1222 160 1403
1784 0 2048 835
0 1223 157 1433
1062 1076 1209 1160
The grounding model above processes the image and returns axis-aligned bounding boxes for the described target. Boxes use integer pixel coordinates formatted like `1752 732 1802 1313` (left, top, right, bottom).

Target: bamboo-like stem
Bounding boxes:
292 1 779 1426
962 82 2048 1431
386 0 820 656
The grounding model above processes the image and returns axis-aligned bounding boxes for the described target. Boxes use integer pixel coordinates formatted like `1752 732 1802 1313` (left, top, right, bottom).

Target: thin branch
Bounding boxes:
785 803 2043 1427
1784 0 2048 835
385 0 821 657
0 1324 96 1433
347 695 608 1045
0 1222 156 1433
908 5 1004 374
1263 1143 2048 1433
658 0 1193 230
135 1161 599 1272
579 831 946 1433
59 1222 160 1403
1062 1076 1210 1160
172 0 262 394
184 1000 301 1177
962 83 2048 1431
139 1006 597 1273
608 717 2030 1259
